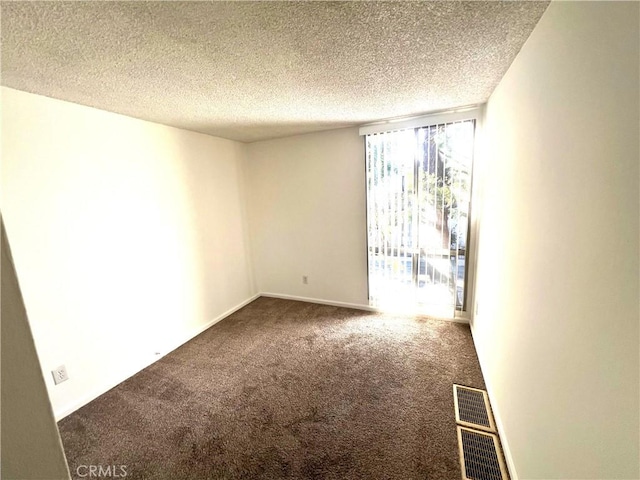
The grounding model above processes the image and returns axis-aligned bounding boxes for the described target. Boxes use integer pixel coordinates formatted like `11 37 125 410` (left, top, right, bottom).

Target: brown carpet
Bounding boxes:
58 297 486 479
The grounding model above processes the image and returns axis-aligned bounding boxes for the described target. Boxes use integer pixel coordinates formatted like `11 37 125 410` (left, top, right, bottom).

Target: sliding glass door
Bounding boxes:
365 117 475 317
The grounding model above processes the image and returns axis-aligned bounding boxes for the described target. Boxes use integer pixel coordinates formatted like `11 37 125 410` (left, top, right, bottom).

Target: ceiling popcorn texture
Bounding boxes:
1 1 549 143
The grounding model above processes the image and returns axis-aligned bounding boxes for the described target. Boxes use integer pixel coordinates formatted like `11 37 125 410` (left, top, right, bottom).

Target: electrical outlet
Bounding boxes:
475 302 479 315
52 365 69 385
302 275 308 285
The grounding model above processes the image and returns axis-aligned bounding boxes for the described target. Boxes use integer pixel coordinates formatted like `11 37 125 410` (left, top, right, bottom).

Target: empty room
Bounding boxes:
1 1 638 479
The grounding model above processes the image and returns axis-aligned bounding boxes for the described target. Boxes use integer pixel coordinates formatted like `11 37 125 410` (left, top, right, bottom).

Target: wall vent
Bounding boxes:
453 384 496 432
457 426 508 480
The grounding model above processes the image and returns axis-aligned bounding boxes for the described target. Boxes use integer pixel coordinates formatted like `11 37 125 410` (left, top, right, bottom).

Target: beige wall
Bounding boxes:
2 219 70 479
473 2 639 479
245 128 368 307
1 87 257 419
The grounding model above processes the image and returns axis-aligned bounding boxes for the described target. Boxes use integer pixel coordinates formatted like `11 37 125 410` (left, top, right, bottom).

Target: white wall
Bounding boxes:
473 2 639 479
2 220 70 479
1 87 257 418
245 128 368 307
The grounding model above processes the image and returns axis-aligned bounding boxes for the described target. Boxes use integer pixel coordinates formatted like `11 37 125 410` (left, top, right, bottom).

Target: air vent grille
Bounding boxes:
457 427 508 480
453 384 496 432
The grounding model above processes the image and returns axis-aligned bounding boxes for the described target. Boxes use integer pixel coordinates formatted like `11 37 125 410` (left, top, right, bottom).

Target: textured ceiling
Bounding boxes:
1 1 549 143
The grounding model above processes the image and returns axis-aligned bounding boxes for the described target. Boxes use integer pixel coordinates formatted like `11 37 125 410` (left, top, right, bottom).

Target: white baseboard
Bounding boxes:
54 293 260 421
259 292 377 312
469 324 518 480
159 293 260 358
54 353 162 421
260 292 470 324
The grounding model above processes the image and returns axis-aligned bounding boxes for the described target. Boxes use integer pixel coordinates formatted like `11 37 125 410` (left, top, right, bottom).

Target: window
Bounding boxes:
362 111 477 316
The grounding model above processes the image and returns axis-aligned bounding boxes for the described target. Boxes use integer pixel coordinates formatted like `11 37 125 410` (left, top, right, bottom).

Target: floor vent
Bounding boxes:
457 426 508 480
453 384 496 432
